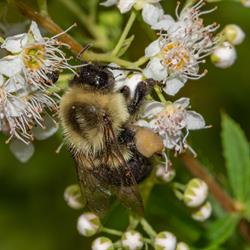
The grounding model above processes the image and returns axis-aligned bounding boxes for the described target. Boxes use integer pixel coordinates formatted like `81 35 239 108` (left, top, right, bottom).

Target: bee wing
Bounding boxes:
103 123 144 215
73 153 111 216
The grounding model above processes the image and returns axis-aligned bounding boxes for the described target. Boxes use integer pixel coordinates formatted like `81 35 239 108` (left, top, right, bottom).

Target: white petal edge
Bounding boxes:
143 101 164 118
186 111 206 130
151 14 175 30
9 139 34 163
142 3 164 26
143 57 168 81
32 114 58 140
118 0 136 13
0 56 23 77
1 33 28 53
29 21 44 42
174 97 190 109
144 39 161 58
100 0 118 7
163 77 186 96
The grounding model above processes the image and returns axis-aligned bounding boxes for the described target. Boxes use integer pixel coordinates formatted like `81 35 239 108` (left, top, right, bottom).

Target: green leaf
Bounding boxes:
196 214 240 250
221 113 250 202
117 35 135 57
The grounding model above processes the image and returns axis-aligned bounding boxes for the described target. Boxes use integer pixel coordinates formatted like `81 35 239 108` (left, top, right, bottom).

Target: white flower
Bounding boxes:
64 184 86 209
192 201 212 221
0 21 72 90
143 0 218 95
92 237 114 250
176 242 190 250
0 74 58 144
224 24 245 45
121 230 144 250
137 98 206 154
154 231 177 250
211 42 237 69
241 0 250 7
77 212 101 237
183 178 208 208
101 0 162 26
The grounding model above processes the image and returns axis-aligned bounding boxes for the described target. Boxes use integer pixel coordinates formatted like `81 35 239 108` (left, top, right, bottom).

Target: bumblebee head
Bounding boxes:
70 64 115 91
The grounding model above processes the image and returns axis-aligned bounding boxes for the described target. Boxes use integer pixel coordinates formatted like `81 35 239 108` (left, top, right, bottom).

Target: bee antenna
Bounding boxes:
77 43 93 60
104 65 142 73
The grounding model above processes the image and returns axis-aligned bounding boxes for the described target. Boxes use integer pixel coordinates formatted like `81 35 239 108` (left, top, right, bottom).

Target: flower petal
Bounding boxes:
163 77 186 96
29 21 44 42
143 101 164 118
186 111 206 130
124 73 143 98
100 0 118 7
174 97 190 108
0 56 23 77
32 114 58 140
135 119 151 128
9 139 34 163
143 57 168 81
151 14 175 30
6 96 27 117
0 74 4 86
118 0 136 13
5 74 26 93
144 39 161 58
142 3 164 26
1 33 28 53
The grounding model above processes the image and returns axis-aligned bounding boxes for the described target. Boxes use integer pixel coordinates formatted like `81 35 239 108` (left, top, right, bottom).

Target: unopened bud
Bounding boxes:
156 165 175 183
224 24 245 45
154 231 177 250
121 231 144 250
77 212 101 237
176 242 190 250
64 184 85 209
184 178 208 208
241 0 250 7
92 237 114 250
211 42 237 69
192 201 212 222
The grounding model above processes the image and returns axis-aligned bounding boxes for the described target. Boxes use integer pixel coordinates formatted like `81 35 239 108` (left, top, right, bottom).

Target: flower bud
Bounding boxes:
211 42 237 69
156 165 175 183
154 231 177 250
192 202 212 222
64 184 85 209
77 212 101 237
224 24 245 45
121 230 144 250
241 0 250 7
183 178 208 208
176 242 190 250
92 237 114 250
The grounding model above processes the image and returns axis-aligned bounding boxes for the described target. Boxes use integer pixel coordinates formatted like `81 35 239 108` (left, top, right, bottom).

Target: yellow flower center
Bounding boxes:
23 44 45 71
161 42 190 71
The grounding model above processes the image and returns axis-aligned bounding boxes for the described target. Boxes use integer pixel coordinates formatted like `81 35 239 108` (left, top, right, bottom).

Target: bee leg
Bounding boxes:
128 79 154 115
120 86 131 100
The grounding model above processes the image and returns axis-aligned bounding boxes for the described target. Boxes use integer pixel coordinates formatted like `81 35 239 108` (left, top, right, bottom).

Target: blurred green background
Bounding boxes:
0 0 249 249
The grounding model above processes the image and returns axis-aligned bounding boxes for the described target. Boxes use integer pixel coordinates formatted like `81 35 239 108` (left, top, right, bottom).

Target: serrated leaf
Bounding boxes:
117 35 135 57
205 214 239 247
221 113 250 202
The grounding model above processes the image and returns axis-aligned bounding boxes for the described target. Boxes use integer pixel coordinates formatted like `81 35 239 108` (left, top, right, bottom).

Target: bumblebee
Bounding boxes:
60 64 163 215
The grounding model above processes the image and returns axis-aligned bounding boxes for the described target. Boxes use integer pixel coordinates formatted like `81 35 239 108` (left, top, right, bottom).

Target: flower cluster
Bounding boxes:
0 21 73 161
75 211 191 250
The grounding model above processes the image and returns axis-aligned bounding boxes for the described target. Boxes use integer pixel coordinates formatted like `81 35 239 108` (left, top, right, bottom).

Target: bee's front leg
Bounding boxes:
123 78 155 115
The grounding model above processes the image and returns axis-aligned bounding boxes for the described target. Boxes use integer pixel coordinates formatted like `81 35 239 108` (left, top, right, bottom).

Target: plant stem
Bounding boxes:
37 0 48 16
57 0 108 49
154 85 167 103
101 227 123 236
14 0 144 68
112 11 137 56
140 218 157 238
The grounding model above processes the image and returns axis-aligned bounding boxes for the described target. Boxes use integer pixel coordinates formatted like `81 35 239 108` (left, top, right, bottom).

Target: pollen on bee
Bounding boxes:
135 127 164 158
